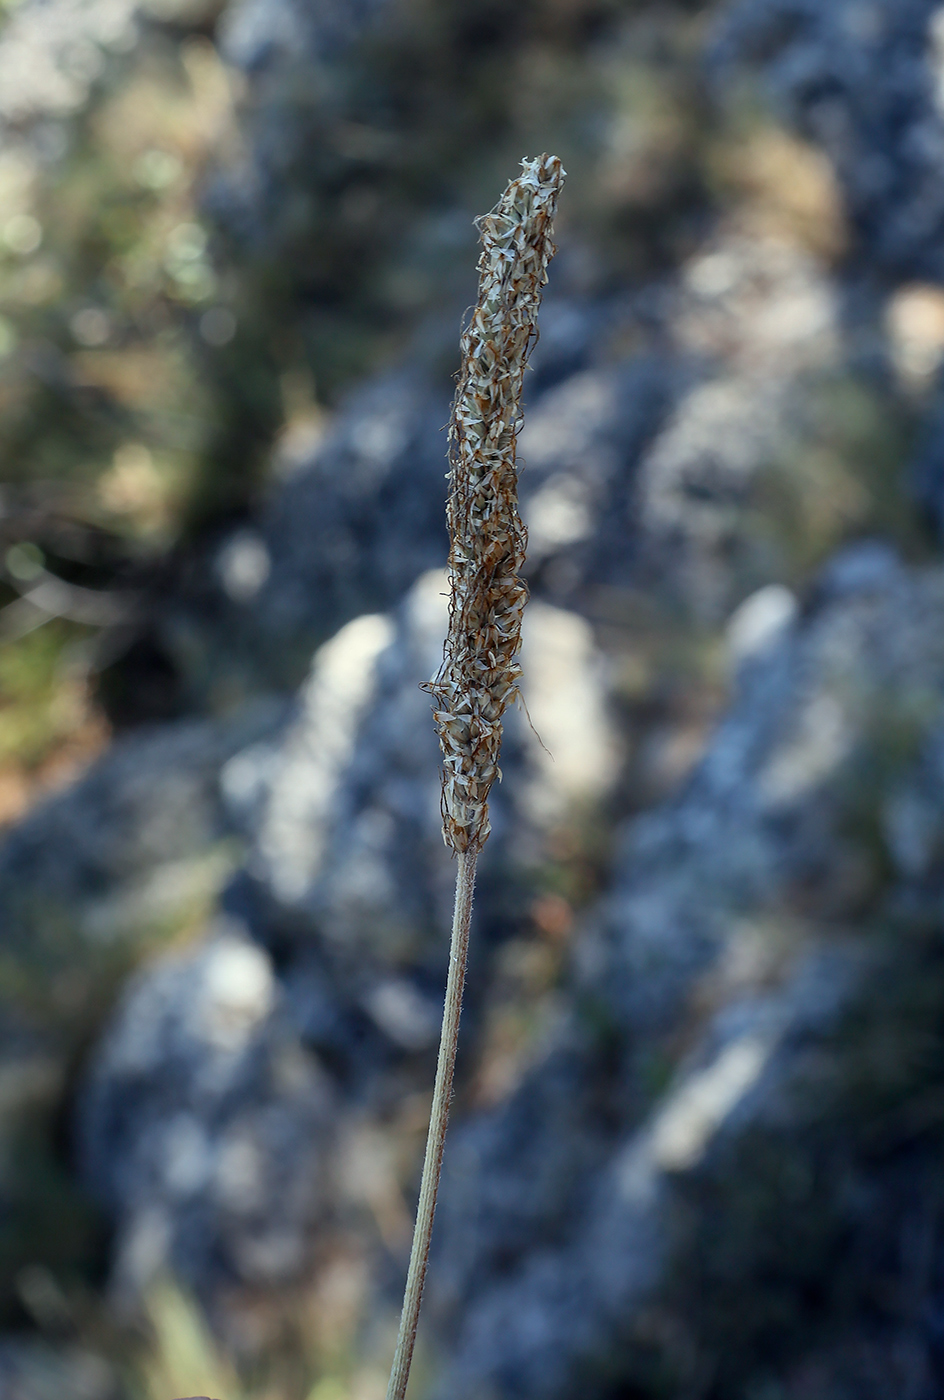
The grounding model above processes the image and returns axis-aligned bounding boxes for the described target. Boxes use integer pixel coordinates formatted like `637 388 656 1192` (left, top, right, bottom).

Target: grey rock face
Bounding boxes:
247 371 453 675
195 0 925 690
77 572 621 1323
427 547 944 1399
517 355 675 603
219 0 390 73
713 0 944 280
80 924 336 1324
212 0 393 249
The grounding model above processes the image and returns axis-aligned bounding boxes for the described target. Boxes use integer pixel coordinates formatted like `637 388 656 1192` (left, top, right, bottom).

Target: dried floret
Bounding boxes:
426 153 565 853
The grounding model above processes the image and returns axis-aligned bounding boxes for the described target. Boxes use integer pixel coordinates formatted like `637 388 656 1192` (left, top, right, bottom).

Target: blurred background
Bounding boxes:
4 0 944 1396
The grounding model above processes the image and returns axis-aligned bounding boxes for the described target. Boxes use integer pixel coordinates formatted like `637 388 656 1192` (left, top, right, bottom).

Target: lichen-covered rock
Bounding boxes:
426 545 944 1399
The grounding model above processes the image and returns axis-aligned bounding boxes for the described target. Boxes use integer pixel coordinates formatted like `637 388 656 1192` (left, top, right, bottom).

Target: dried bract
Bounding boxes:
427 153 565 853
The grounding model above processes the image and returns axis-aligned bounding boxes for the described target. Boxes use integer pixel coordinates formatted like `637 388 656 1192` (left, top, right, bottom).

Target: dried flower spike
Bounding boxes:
387 156 564 1400
428 152 566 854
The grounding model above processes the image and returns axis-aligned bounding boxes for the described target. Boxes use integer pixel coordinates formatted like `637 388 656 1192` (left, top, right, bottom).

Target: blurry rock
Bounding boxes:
235 308 793 664
0 1339 118 1400
212 184 912 696
725 581 798 669
246 370 452 680
80 922 336 1333
213 0 393 251
78 571 621 1328
220 0 390 72
630 229 909 621
713 0 944 281
427 546 944 1399
909 381 944 539
517 356 674 603
186 0 923 687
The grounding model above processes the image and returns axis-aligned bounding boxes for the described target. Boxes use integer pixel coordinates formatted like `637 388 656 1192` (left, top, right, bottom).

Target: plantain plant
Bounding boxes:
386 154 565 1400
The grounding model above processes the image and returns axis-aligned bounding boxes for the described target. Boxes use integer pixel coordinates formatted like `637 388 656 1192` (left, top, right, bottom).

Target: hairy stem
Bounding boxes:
385 850 477 1400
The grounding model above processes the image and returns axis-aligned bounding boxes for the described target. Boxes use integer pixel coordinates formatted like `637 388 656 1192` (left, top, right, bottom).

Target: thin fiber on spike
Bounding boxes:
426 154 565 854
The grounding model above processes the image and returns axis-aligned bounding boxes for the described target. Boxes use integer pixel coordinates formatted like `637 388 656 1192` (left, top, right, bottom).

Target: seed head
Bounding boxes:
426 154 565 854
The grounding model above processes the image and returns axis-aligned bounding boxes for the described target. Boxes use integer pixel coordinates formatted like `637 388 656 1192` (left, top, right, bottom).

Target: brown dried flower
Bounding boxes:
426 153 565 853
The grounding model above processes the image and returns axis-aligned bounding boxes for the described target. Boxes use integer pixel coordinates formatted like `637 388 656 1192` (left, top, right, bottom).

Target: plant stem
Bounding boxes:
385 849 478 1400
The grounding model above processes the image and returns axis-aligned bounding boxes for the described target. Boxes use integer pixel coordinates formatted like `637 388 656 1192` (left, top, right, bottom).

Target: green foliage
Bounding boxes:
0 34 273 535
131 1281 241 1400
0 623 91 768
